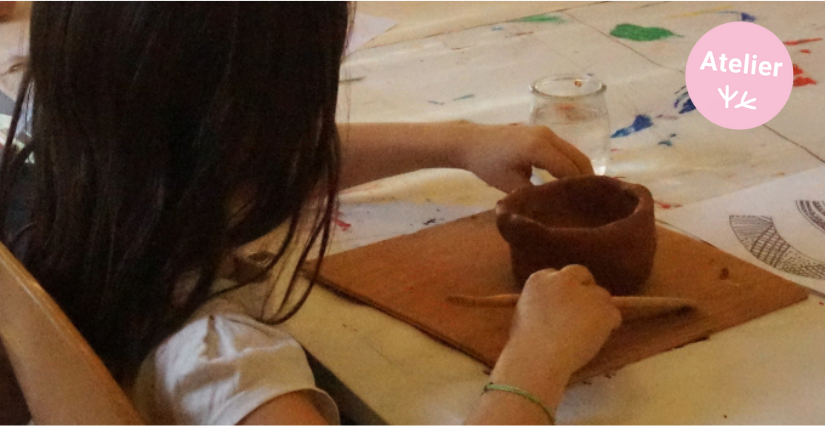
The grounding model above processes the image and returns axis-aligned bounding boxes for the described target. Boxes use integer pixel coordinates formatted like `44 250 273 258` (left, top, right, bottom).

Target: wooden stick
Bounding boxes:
446 293 698 321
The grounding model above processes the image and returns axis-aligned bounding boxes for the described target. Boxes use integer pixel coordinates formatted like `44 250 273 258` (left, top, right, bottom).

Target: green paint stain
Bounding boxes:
610 24 678 41
514 14 564 23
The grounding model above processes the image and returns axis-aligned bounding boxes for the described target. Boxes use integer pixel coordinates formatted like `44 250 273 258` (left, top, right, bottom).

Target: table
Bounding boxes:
1 2 822 423
278 2 825 424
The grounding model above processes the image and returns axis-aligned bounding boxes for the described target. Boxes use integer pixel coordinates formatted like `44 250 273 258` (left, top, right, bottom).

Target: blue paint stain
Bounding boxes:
453 94 475 101
658 140 673 147
674 91 689 108
679 98 695 114
492 25 504 31
674 87 695 114
719 11 756 22
610 114 653 138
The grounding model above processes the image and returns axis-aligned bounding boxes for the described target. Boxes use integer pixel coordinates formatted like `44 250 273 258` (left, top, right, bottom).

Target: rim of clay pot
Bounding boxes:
496 177 652 235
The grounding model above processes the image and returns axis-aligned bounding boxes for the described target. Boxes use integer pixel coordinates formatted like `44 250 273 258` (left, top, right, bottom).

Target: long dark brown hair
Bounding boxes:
0 2 349 382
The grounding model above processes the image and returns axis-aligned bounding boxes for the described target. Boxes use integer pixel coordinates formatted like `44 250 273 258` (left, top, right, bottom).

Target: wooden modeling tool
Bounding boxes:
446 294 698 322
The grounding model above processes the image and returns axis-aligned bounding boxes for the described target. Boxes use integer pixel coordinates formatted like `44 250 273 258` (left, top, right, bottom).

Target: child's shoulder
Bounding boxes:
131 292 338 424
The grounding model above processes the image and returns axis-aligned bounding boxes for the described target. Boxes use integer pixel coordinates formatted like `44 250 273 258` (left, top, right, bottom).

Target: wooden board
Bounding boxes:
308 210 809 382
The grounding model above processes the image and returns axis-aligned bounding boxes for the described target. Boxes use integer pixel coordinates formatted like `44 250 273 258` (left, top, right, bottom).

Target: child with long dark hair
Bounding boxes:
0 3 619 424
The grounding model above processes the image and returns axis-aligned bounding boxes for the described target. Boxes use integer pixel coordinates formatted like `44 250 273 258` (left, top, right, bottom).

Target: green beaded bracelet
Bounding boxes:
483 382 556 424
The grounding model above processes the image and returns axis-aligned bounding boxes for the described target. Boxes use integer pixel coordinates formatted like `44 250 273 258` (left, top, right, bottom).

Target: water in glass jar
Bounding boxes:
530 104 611 176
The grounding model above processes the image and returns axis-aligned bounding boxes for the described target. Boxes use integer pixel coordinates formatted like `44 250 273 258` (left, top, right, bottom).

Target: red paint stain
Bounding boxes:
783 38 822 46
794 76 817 86
819 301 824 306
332 216 352 230
654 200 682 210
610 148 621 152
801 49 811 54
792 64 817 87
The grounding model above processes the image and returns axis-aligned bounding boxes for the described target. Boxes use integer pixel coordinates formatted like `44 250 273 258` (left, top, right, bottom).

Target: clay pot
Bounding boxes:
495 176 656 295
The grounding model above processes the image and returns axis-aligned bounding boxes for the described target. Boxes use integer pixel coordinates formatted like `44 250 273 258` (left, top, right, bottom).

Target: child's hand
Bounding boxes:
509 265 621 376
453 122 594 193
486 265 621 414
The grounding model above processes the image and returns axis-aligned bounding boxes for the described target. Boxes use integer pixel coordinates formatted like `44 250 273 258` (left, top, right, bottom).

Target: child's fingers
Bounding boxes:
528 126 595 176
529 149 581 179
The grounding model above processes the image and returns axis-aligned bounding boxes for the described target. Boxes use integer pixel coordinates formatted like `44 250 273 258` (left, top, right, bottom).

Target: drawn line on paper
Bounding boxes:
668 8 754 22
563 14 682 73
797 200 825 235
730 215 825 279
761 126 825 164
669 5 733 19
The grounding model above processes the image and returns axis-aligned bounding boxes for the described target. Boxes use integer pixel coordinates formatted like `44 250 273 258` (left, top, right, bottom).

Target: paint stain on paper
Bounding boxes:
333 216 352 231
654 200 682 210
674 86 696 114
739 12 756 22
792 64 818 87
658 140 673 147
801 49 811 54
610 114 653 138
514 14 565 23
670 7 754 22
610 24 679 41
679 98 696 113
718 11 756 22
794 76 817 87
783 38 822 46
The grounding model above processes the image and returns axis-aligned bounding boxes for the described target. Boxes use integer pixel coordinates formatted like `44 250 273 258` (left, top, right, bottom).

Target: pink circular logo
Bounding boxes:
685 22 792 130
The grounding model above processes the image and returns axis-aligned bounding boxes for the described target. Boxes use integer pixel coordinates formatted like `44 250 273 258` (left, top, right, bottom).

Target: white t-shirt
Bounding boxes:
130 277 339 425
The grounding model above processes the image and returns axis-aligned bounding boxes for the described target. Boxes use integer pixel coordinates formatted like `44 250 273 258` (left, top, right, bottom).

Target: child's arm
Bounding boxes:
338 122 594 192
464 265 620 424
236 266 618 425
238 390 331 425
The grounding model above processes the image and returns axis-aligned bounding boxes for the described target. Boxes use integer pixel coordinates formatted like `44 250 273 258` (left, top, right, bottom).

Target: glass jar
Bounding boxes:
529 74 611 176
